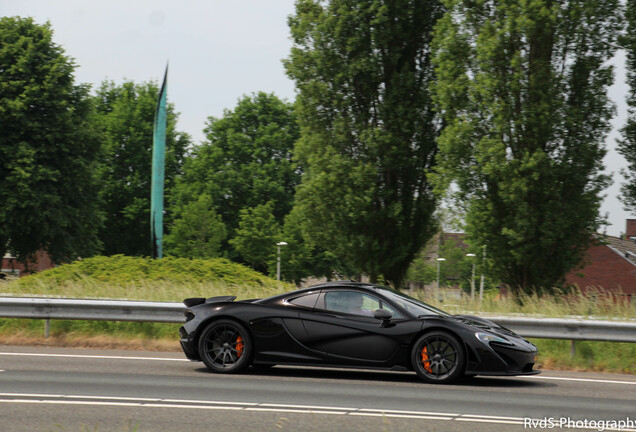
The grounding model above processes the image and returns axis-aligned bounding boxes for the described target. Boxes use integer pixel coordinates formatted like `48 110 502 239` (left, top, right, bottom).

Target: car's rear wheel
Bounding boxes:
412 331 465 384
198 319 252 373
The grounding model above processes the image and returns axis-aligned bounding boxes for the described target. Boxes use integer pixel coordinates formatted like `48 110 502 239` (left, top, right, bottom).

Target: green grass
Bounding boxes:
0 255 291 348
530 339 636 374
420 287 636 320
1 256 635 373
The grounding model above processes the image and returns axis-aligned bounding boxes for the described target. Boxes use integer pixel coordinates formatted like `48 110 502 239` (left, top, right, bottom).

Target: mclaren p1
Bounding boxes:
179 281 539 383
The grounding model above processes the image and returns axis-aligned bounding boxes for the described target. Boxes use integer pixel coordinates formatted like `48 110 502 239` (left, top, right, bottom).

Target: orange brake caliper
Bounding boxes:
236 335 244 358
421 346 432 373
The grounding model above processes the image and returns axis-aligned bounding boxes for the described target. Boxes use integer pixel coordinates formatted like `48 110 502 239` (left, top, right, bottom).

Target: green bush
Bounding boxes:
1 255 290 301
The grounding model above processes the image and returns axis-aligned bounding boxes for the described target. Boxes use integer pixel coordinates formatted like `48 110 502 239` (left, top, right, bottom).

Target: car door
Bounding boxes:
250 290 327 363
298 290 403 364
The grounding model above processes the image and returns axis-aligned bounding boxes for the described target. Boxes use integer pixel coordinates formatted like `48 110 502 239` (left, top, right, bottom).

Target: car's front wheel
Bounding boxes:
198 319 252 373
412 331 465 384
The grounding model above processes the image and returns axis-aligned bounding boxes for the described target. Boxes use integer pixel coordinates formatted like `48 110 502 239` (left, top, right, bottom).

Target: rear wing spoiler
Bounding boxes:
183 295 237 308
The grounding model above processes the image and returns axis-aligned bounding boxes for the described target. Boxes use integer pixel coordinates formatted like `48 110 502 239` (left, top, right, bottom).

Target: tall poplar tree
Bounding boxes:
285 0 444 287
432 0 621 293
619 0 636 211
0 17 102 264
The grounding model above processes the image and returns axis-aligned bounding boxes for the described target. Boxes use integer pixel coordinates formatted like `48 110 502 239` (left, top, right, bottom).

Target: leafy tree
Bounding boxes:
279 207 315 284
405 251 437 287
405 235 480 292
280 205 354 284
229 202 281 274
284 0 444 288
164 194 226 259
432 0 621 293
619 0 636 211
437 236 476 293
93 80 190 256
0 17 102 263
170 92 300 252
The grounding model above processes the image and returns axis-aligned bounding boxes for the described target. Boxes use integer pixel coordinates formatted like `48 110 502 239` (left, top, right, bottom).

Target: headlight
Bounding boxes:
475 332 513 346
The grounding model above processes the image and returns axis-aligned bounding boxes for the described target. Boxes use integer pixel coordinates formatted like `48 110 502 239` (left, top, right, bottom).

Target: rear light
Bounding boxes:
185 310 195 322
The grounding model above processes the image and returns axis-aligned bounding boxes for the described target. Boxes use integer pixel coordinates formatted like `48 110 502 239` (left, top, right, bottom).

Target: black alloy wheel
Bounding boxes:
198 319 252 373
412 331 465 384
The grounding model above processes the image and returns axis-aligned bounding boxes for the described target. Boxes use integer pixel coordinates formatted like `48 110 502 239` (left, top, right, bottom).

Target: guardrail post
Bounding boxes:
570 340 576 358
44 319 50 338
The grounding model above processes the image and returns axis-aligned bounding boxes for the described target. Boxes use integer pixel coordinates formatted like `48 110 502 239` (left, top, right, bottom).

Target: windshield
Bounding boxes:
378 288 451 318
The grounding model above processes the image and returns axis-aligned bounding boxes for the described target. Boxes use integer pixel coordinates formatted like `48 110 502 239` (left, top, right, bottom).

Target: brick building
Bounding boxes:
564 220 636 298
1 250 55 277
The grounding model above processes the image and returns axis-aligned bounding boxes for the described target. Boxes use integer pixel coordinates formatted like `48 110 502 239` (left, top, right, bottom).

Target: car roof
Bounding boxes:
257 281 389 304
311 281 380 290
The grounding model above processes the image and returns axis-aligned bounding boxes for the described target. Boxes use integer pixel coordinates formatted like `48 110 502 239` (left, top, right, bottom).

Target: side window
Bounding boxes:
322 291 403 319
287 292 320 309
324 291 365 315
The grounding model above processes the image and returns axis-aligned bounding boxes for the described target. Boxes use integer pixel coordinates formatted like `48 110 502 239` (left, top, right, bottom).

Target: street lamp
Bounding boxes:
466 253 476 300
479 245 487 300
435 258 446 303
276 242 288 281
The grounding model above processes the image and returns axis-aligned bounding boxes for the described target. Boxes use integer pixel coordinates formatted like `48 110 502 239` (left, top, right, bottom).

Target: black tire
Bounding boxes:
412 331 465 384
198 319 253 373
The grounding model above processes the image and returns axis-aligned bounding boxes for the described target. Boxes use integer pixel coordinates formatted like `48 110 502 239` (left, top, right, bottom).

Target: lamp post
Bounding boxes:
466 253 476 300
435 258 446 303
276 242 288 281
479 245 487 300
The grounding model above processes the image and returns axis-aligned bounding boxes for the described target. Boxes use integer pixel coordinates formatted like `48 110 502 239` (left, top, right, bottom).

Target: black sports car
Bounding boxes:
179 281 539 383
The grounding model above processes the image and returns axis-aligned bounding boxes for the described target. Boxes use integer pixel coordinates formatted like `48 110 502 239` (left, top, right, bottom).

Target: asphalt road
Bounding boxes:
0 346 634 432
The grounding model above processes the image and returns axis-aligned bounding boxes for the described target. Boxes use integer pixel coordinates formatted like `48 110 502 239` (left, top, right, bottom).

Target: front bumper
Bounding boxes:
466 341 539 376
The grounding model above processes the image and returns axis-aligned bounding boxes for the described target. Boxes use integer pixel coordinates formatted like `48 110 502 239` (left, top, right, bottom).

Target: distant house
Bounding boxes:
564 220 636 299
412 220 636 299
1 250 55 277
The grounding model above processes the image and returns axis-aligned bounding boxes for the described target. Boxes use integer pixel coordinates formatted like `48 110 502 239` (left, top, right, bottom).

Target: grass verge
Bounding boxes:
530 339 636 374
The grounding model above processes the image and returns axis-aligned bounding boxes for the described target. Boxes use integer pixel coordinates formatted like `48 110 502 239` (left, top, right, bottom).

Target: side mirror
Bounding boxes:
374 309 392 327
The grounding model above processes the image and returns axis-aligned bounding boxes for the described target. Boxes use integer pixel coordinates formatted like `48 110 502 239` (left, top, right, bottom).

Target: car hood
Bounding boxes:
452 314 522 340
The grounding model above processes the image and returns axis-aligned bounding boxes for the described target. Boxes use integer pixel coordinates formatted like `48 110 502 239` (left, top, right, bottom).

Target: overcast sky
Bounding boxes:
1 0 633 236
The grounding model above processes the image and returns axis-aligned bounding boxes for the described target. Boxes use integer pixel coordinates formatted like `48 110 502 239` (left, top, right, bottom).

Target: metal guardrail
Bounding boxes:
0 297 635 344
487 316 636 343
0 297 185 323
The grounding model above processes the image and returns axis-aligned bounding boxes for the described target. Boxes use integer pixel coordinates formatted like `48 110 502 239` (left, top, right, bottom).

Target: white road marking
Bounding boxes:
454 418 522 425
0 352 189 362
0 393 633 431
245 407 346 415
458 414 525 420
357 407 458 416
144 403 242 411
260 403 356 411
162 398 258 406
349 412 455 420
520 375 636 386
